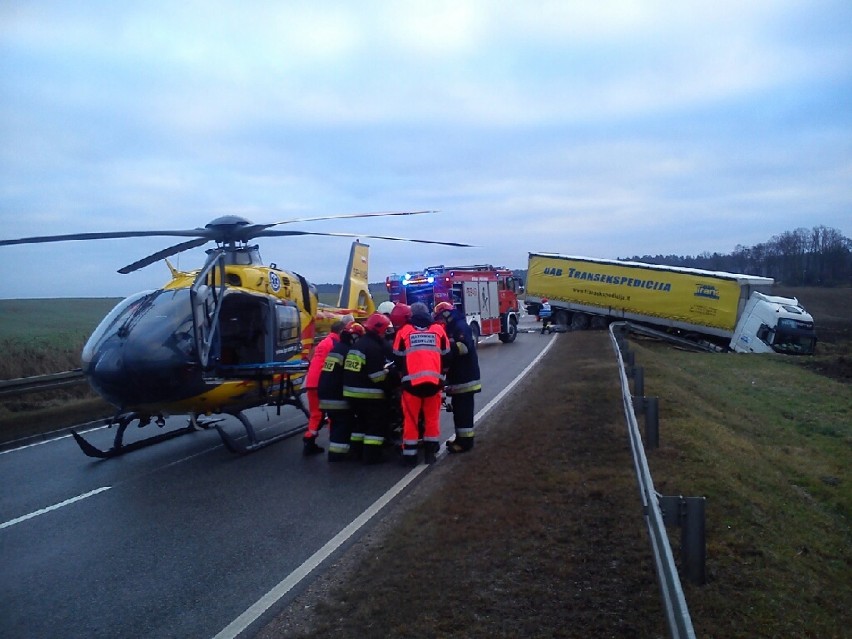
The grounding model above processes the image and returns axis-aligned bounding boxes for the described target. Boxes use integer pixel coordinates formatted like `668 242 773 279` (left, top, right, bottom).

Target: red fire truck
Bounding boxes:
385 264 522 343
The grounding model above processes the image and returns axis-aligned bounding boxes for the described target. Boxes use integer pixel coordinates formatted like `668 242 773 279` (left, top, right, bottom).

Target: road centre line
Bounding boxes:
0 486 112 530
213 334 558 639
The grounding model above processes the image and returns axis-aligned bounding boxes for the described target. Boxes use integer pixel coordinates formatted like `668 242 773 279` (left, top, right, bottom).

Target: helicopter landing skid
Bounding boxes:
71 413 221 459
213 410 307 455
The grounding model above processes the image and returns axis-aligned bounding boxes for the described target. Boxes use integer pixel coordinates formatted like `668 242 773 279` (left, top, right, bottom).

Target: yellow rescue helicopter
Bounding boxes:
0 211 470 456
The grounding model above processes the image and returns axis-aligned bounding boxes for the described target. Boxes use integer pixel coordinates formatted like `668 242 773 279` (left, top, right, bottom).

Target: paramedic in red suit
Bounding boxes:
392 302 450 466
302 318 350 456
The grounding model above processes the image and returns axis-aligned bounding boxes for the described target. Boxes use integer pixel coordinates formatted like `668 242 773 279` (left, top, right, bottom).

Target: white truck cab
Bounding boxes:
731 292 816 354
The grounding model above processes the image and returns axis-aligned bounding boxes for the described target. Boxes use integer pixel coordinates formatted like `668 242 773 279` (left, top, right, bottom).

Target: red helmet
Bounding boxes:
433 301 455 320
541 298 549 303
389 303 412 329
343 322 366 337
363 312 391 336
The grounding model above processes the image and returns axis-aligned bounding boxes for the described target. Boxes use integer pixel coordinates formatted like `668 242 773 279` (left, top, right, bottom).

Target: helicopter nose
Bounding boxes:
83 340 200 408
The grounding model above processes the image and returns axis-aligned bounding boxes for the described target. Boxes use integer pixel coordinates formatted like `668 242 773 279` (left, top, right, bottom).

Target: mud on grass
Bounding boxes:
256 333 667 639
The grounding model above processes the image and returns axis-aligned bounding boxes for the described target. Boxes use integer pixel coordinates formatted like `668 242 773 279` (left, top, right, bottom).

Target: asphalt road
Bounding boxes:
0 316 551 639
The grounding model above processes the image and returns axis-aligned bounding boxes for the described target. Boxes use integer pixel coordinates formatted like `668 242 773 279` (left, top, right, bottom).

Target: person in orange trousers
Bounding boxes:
392 302 450 466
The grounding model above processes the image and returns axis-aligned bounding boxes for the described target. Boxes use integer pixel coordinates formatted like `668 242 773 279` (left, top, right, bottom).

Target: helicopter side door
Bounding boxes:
190 250 227 368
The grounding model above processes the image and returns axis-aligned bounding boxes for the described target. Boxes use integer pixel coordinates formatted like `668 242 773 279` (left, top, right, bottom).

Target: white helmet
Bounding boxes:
377 301 395 315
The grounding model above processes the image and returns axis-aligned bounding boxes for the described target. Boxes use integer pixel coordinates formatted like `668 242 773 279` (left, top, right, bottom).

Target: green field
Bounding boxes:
0 298 122 346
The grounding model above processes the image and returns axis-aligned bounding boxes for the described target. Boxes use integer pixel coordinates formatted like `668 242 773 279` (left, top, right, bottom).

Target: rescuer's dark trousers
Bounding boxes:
326 408 355 462
352 398 390 464
450 392 476 450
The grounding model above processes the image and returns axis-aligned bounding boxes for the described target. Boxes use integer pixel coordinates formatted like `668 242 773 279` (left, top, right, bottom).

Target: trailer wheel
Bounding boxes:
498 317 518 343
554 310 570 328
590 315 609 330
571 312 590 330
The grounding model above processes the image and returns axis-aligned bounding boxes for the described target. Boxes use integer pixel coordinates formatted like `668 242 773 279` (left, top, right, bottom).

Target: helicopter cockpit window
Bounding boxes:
82 290 156 363
274 304 302 362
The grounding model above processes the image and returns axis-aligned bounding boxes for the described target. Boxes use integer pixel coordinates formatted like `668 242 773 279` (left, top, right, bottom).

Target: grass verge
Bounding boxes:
634 339 851 638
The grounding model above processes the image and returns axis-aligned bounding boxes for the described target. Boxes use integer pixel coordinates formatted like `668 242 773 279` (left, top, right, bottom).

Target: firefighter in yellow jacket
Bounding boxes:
392 302 450 466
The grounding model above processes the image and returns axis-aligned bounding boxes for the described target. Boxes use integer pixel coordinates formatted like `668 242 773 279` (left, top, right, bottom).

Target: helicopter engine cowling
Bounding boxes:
82 288 207 409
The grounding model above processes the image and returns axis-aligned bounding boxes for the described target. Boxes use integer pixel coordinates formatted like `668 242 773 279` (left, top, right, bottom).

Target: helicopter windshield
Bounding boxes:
82 291 155 362
82 289 195 365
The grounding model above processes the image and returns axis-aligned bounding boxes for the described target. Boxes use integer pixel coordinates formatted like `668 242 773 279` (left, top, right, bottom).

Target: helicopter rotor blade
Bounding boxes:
118 238 211 274
260 210 436 229
0 211 439 247
0 228 210 247
257 230 476 248
0 210 467 275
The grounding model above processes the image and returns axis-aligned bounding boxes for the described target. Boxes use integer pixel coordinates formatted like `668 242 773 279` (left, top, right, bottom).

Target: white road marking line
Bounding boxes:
211 465 428 639
213 334 558 639
0 486 112 530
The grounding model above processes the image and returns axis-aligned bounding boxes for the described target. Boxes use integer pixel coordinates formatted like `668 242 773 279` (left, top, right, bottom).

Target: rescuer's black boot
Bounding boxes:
401 453 418 467
446 438 473 454
303 437 324 456
348 440 363 461
424 441 439 464
362 444 386 465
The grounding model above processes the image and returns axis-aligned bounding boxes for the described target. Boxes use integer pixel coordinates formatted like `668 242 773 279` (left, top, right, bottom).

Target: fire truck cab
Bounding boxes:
386 265 522 343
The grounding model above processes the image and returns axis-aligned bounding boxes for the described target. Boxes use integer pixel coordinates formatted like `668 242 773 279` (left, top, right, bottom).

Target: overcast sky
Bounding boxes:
1 1 850 299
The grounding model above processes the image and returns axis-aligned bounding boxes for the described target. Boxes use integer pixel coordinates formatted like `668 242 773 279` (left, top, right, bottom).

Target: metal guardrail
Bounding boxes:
608 322 696 639
0 370 87 397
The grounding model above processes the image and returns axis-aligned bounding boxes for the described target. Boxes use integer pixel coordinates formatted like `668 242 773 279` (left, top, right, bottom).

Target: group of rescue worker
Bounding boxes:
300 298 481 467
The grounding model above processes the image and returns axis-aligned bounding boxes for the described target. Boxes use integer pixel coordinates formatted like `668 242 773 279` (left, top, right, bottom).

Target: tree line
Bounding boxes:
622 225 851 287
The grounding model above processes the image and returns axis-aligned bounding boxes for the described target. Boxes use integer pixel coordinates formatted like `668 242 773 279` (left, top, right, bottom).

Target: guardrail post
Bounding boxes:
633 365 644 396
683 497 706 585
658 494 707 586
631 366 644 414
644 396 659 448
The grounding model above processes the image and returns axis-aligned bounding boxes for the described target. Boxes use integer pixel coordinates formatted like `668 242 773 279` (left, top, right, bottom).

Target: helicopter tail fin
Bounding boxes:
338 241 375 316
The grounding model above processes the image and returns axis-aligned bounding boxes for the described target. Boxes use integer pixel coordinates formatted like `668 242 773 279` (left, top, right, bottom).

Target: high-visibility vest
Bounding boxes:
393 323 450 389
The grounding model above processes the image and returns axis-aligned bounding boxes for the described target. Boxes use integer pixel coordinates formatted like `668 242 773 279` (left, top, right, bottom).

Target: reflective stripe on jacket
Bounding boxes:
443 311 482 395
305 333 339 389
393 322 450 390
318 344 351 410
342 332 390 400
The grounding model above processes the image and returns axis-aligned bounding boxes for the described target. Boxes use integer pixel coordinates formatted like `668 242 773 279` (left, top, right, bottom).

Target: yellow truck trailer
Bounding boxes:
525 253 817 354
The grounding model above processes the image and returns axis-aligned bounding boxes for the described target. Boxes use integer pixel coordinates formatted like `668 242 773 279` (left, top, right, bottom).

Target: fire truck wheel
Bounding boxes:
470 323 481 344
498 318 517 343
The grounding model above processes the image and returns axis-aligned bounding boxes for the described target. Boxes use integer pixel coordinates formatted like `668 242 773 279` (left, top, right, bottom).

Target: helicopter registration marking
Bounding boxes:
268 271 281 292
